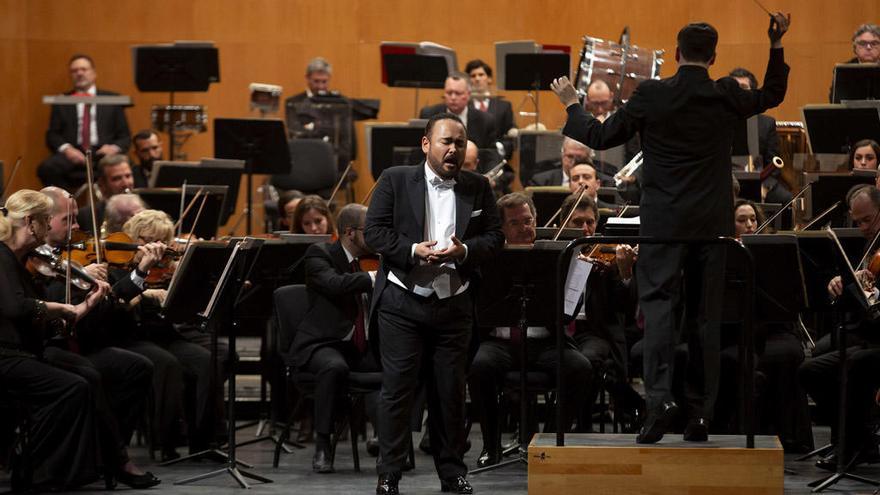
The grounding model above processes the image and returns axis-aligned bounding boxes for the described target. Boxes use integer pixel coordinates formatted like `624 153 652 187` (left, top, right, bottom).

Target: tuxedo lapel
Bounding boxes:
454 176 475 239
407 165 426 239
327 241 350 273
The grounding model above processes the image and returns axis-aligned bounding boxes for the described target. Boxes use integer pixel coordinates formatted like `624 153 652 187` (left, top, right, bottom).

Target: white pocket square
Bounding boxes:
470 209 482 218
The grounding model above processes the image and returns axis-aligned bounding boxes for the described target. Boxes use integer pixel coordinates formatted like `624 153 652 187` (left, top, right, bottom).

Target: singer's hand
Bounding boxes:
414 240 438 262
427 236 467 264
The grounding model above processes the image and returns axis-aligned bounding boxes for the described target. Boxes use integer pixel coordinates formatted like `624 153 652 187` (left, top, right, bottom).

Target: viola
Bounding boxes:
27 245 96 291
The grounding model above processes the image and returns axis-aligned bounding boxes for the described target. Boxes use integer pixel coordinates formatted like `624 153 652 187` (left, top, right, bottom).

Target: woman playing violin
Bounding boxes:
0 189 110 490
733 198 767 239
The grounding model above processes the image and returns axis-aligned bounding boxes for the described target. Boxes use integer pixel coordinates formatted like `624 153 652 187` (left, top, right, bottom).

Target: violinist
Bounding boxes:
287 203 380 473
799 185 880 470
0 189 107 490
103 192 145 235
568 163 615 208
116 209 222 460
291 194 336 235
76 154 135 231
467 193 591 468
847 139 879 171
560 193 645 431
37 186 161 488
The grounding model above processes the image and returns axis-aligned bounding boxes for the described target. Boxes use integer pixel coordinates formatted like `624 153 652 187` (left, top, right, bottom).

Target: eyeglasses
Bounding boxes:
855 40 880 49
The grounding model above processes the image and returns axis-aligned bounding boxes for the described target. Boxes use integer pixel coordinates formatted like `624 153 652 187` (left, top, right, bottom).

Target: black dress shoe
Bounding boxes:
312 447 334 473
816 452 843 472
376 472 400 495
116 470 161 489
636 401 679 444
476 449 501 468
440 475 473 494
683 418 709 442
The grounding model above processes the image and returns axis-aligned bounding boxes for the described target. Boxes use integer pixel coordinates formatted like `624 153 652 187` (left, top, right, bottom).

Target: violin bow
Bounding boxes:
84 151 102 264
0 156 22 203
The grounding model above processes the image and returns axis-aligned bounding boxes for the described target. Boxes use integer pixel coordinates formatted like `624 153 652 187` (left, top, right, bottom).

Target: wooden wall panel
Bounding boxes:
0 0 877 226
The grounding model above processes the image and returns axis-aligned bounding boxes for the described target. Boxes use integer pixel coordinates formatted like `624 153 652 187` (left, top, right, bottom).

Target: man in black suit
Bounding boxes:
728 68 792 204
38 54 131 192
527 137 594 187
365 113 504 495
551 14 790 443
131 129 164 189
292 203 379 473
419 74 497 149
464 60 514 141
76 154 135 231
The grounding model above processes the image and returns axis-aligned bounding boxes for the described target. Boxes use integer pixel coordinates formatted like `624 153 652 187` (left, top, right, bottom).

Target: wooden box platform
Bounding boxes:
527 433 783 495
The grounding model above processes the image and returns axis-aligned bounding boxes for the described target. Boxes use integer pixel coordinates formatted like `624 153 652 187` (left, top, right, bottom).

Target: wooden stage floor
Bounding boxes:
1 425 877 494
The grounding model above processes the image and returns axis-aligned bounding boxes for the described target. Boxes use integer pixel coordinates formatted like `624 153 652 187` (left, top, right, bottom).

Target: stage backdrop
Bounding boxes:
1 0 876 232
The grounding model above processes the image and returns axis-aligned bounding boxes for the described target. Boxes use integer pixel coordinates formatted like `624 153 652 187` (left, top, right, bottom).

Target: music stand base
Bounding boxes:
174 464 273 488
235 433 300 453
159 448 252 468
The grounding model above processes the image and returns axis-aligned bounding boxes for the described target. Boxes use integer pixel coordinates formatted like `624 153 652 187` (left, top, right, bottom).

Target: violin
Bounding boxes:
65 230 181 268
357 254 380 272
27 245 96 291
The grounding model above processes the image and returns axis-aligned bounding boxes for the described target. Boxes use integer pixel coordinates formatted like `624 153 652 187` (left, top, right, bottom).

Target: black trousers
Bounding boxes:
637 243 726 418
43 345 152 470
304 344 379 437
798 343 880 456
376 284 471 479
37 152 87 192
468 337 591 453
0 355 98 489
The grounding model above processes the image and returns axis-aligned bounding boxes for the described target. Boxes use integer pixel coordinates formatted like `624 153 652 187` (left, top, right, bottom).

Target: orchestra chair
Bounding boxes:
270 139 337 199
272 284 402 471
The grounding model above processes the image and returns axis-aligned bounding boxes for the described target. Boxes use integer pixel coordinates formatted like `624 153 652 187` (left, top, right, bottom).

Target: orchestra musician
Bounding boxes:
464 59 514 141
567 163 615 208
799 185 880 469
37 54 131 192
527 137 594 188
131 129 164 188
290 203 380 473
365 113 504 495
846 24 880 65
419 74 498 150
76 154 136 231
847 139 880 171
102 193 146 235
0 189 107 490
733 198 765 237
37 186 161 488
467 193 591 468
291 195 336 235
551 14 791 443
277 189 305 231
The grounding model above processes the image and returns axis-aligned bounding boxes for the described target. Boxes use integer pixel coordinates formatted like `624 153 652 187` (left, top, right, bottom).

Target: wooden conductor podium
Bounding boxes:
527 433 784 495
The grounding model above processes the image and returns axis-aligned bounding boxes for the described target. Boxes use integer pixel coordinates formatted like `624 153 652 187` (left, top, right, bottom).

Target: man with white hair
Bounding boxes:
528 137 594 187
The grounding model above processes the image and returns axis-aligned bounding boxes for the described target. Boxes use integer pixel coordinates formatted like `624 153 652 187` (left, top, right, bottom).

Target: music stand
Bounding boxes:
175 238 273 488
805 173 874 227
802 104 880 157
133 43 219 159
503 52 570 128
150 159 244 223
380 41 457 116
365 123 426 179
214 118 290 235
535 227 582 241
525 186 570 227
832 64 880 103
734 171 762 203
134 186 227 239
471 243 568 474
796 231 880 492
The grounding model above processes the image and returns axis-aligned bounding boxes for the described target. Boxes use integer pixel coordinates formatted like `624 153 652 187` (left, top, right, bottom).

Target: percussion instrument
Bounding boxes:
151 104 208 133
575 36 664 106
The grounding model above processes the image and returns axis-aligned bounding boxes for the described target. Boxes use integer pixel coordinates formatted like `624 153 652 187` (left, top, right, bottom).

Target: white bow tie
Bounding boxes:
429 176 456 190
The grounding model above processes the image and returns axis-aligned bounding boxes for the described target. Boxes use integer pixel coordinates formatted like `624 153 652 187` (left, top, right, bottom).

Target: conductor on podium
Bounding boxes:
551 14 790 443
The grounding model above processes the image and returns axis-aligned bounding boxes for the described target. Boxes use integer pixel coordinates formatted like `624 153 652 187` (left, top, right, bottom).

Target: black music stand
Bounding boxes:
807 174 874 227
503 52 570 128
525 187 571 228
150 159 245 223
832 64 880 103
734 171 762 203
796 231 880 492
366 124 426 179
134 186 227 239
133 43 219 159
159 241 246 467
382 51 449 116
175 238 273 488
214 118 290 235
803 105 880 157
471 243 567 474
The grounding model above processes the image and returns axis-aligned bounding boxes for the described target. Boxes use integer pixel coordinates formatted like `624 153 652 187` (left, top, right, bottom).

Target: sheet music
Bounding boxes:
564 252 592 316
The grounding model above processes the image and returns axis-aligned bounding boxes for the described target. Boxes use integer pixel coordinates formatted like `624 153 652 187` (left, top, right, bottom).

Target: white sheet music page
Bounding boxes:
564 252 592 317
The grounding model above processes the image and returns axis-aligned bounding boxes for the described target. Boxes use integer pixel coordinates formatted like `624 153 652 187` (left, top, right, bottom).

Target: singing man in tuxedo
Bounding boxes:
293 203 379 473
419 74 497 149
38 54 131 192
365 113 504 495
551 14 790 444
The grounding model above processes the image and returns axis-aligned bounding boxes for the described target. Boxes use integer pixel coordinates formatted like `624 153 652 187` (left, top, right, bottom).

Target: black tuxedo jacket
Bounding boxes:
290 240 372 368
45 89 131 153
418 103 497 149
529 168 564 187
562 49 789 238
469 97 514 140
364 164 504 318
